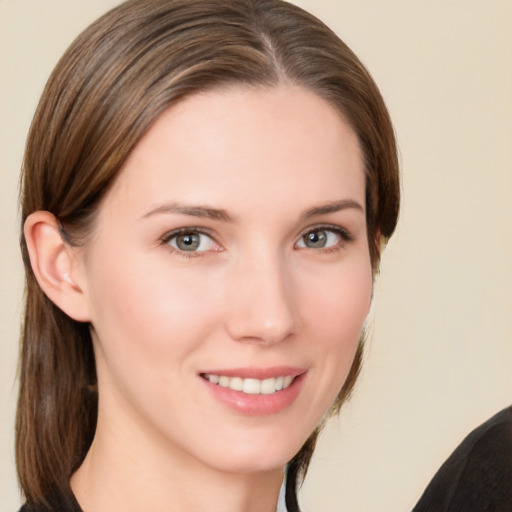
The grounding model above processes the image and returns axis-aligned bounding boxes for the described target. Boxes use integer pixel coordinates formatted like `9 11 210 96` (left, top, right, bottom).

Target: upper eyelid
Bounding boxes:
160 226 218 243
160 227 222 258
298 223 354 239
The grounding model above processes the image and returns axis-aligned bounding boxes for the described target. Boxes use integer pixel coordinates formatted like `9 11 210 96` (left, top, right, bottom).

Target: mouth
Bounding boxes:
199 367 307 415
201 373 295 395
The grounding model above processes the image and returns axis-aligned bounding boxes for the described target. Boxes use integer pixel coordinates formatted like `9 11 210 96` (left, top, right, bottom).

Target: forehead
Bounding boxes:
102 84 365 220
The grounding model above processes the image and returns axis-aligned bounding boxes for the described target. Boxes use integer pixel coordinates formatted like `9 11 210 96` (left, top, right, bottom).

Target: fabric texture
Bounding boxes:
413 405 512 512
19 488 81 512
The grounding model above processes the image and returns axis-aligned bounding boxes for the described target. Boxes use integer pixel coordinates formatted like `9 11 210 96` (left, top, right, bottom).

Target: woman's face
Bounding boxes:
77 85 372 475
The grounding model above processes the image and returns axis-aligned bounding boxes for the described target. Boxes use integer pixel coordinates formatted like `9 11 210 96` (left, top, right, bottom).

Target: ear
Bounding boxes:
24 211 91 322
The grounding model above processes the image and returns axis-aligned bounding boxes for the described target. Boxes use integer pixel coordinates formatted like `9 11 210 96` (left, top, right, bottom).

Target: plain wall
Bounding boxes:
1 1 511 511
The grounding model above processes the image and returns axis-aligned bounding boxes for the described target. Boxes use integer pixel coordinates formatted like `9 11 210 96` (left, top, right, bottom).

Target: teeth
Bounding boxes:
260 378 276 395
230 376 243 391
243 378 260 394
203 374 295 394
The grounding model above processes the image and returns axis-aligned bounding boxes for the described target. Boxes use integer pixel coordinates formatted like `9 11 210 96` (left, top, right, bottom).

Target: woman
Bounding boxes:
17 0 399 511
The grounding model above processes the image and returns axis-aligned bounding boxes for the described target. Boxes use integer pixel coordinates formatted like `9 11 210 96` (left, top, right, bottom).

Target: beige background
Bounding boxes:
1 1 511 511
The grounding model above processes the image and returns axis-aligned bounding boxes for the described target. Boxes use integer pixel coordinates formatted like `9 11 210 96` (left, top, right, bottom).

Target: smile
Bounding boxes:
202 374 294 395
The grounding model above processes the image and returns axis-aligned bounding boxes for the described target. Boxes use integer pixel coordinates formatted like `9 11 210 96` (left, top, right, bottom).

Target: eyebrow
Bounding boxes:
300 199 364 221
141 198 363 223
141 203 234 223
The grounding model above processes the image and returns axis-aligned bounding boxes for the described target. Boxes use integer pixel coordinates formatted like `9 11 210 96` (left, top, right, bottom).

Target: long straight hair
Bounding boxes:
17 1 400 510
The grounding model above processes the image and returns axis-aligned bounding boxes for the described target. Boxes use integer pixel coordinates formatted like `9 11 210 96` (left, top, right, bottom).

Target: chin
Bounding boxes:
209 453 289 475
198 427 309 475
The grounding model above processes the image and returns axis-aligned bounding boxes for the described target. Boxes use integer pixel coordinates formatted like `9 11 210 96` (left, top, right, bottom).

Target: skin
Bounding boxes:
61 84 373 512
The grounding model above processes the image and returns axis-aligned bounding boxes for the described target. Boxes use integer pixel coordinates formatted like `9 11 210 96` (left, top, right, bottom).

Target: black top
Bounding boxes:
19 488 82 512
413 405 512 512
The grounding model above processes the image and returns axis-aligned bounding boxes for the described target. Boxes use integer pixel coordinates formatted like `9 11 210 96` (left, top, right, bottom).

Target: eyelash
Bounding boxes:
159 224 355 258
298 224 355 253
160 227 220 259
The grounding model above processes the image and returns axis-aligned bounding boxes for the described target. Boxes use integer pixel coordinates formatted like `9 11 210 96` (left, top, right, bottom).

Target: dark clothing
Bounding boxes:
414 405 512 512
19 488 81 512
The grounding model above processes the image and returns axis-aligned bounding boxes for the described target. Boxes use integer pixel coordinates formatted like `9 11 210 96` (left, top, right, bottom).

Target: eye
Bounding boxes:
296 227 349 250
165 230 219 253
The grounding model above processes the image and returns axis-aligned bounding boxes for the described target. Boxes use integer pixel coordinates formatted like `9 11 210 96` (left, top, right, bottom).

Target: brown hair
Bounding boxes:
17 1 400 510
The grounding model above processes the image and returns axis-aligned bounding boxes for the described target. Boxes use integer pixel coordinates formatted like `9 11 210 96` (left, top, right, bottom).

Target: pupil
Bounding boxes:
178 233 200 250
307 230 326 248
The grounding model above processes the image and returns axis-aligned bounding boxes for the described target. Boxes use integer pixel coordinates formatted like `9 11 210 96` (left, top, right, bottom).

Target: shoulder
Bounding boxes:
414 405 512 512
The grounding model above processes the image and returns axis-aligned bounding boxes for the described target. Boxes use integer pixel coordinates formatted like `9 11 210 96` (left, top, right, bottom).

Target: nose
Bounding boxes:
224 251 297 345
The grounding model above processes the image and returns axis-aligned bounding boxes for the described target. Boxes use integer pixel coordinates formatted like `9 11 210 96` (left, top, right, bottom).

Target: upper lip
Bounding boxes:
199 366 307 379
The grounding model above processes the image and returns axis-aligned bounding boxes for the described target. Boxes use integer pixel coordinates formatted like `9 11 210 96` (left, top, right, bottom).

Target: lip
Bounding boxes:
200 366 306 380
199 366 307 416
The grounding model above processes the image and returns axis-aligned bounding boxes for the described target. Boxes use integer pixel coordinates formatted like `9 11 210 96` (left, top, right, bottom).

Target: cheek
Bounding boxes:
300 258 372 342
297 258 372 399
86 253 222 372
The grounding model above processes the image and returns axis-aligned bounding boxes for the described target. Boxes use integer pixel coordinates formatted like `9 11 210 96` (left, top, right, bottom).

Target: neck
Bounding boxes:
70 411 284 512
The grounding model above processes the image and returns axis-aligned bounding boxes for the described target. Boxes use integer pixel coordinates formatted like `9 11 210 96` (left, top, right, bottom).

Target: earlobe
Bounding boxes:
24 211 91 322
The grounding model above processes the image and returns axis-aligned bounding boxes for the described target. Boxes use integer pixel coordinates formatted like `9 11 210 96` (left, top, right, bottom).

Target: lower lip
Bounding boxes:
201 373 306 416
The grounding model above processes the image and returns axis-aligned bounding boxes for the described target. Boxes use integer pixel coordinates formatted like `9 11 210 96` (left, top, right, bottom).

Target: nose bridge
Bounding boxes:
225 245 296 344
